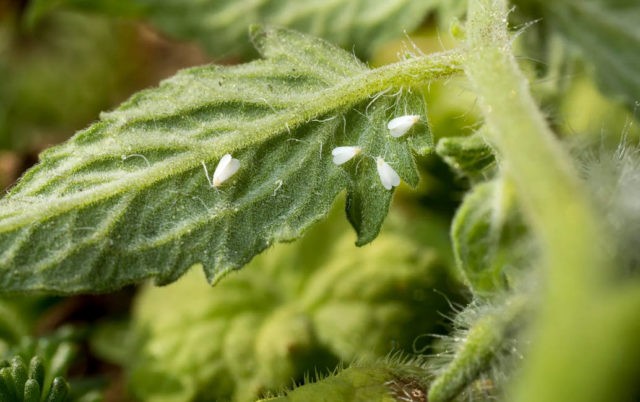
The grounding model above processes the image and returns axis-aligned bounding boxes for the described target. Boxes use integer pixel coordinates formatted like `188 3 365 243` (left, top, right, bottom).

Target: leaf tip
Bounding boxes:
248 23 265 38
354 236 374 247
204 264 235 287
249 24 269 53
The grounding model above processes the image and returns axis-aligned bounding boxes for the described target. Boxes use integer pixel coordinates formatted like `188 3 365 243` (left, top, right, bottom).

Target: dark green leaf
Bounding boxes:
134 0 439 58
539 0 640 109
10 356 27 400
0 368 16 402
0 26 436 293
45 377 69 402
23 379 41 402
27 357 45 389
0 375 12 402
0 332 76 401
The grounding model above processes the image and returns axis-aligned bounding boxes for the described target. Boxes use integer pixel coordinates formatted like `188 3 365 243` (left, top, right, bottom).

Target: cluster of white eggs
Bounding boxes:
205 114 420 191
331 114 420 190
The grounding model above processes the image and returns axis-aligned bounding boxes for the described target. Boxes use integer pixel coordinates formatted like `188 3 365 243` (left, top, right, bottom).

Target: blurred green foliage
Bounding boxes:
128 205 461 402
0 9 139 151
0 326 103 402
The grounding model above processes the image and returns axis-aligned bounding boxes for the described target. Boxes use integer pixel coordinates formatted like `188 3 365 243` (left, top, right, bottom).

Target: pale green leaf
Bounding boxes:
129 207 455 402
537 0 640 109
258 360 429 402
451 179 532 295
0 26 446 293
134 0 440 58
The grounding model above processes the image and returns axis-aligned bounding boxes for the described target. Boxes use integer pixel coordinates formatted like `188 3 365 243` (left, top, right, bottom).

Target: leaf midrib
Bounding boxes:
0 51 462 234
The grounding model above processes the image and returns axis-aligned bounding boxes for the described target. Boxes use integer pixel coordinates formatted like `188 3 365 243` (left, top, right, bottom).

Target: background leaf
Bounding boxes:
0 10 141 152
451 179 533 296
23 0 144 29
435 129 496 181
258 360 429 402
0 26 432 293
132 0 440 59
129 207 457 402
526 0 640 110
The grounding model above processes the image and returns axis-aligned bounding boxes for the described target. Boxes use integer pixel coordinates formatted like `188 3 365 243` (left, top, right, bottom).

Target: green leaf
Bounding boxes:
433 0 468 29
23 379 41 402
5 327 80 402
45 377 69 402
28 357 45 389
0 367 17 402
10 356 27 400
129 206 456 402
0 10 140 151
258 360 429 402
23 0 144 29
89 320 133 367
451 179 532 296
0 299 33 346
538 0 640 109
0 26 457 294
134 0 439 58
435 130 496 180
0 352 73 402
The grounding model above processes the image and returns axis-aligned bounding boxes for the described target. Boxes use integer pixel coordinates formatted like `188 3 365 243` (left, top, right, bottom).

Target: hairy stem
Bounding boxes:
428 295 528 402
463 1 619 402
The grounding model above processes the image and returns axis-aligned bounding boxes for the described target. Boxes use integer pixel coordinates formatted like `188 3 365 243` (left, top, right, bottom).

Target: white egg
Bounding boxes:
331 146 362 165
376 157 401 190
387 115 420 138
212 153 240 187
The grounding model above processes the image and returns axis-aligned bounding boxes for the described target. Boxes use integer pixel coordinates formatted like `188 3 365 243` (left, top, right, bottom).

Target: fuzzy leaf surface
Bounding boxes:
451 179 532 296
258 361 429 402
435 131 496 181
0 26 437 293
134 0 439 58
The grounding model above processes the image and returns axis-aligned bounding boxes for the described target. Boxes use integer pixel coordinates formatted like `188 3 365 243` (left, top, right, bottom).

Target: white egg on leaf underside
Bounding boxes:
331 146 362 165
376 157 401 190
387 114 420 138
212 153 240 187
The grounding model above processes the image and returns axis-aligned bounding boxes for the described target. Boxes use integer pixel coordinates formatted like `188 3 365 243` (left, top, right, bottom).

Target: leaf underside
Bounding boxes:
0 26 431 294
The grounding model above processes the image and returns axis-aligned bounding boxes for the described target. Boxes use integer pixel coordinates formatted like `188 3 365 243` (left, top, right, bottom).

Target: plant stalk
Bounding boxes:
463 1 618 402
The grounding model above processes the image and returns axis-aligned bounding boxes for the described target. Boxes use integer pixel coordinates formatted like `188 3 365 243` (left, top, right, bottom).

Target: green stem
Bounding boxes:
464 0 606 297
427 295 528 402
463 1 618 402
